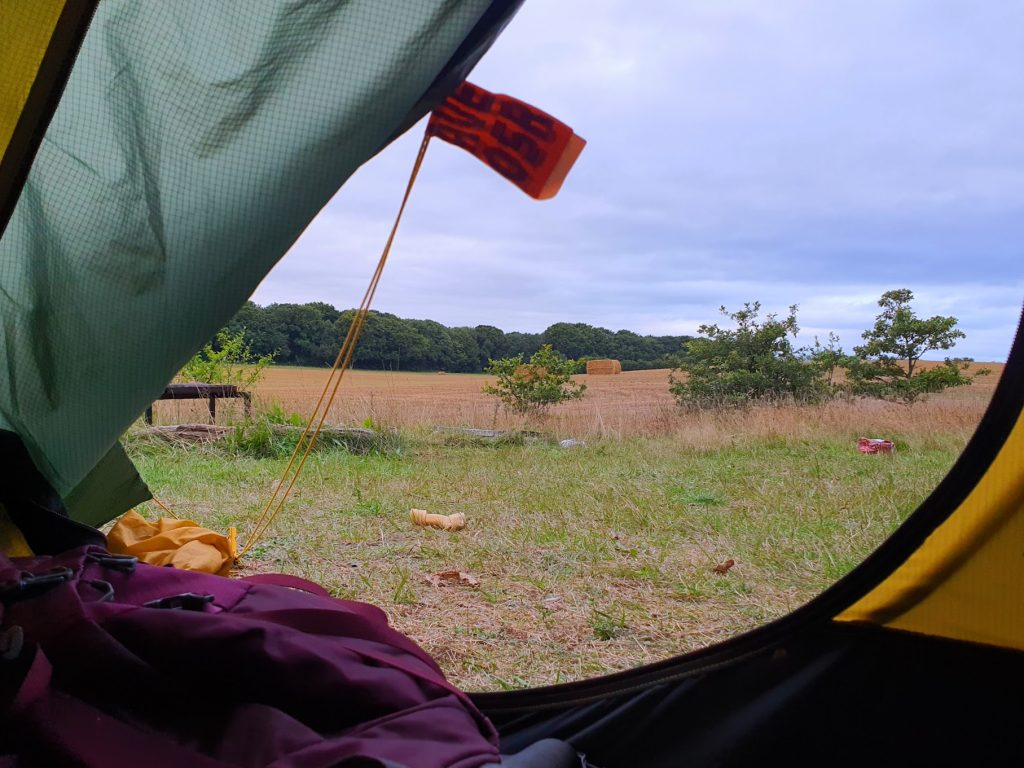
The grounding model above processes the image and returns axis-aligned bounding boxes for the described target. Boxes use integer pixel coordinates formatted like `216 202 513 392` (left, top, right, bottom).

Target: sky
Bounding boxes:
251 1 1024 362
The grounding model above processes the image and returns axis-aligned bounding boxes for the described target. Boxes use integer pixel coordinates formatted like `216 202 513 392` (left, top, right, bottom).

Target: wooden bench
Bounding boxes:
144 383 252 425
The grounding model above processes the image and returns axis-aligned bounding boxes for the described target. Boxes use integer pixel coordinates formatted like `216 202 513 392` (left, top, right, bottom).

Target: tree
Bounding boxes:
542 322 612 360
225 301 288 360
270 303 340 366
179 328 274 390
846 289 987 403
448 327 482 373
408 319 456 371
473 325 506 370
343 311 429 370
669 302 833 409
482 344 586 416
500 331 543 360
808 331 846 391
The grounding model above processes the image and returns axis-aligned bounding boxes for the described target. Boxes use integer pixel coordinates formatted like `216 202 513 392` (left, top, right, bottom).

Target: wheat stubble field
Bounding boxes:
133 363 1002 690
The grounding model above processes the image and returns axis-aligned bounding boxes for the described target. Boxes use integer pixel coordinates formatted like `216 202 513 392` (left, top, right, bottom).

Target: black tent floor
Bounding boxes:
480 622 1024 767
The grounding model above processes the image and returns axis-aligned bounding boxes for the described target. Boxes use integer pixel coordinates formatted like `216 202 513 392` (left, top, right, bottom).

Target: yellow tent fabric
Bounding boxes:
837 407 1024 650
107 510 237 577
0 0 95 223
0 505 33 557
0 0 64 158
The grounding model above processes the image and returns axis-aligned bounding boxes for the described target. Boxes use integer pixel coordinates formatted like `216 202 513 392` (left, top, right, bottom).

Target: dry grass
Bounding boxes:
133 362 1003 691
149 362 1002 444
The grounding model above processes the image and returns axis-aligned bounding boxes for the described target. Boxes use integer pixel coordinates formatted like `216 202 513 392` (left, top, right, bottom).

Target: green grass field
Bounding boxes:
126 421 967 691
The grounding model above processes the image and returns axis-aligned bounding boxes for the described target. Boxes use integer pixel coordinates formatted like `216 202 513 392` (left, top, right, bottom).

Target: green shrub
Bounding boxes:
179 328 274 390
225 403 404 459
482 344 586 416
669 303 835 409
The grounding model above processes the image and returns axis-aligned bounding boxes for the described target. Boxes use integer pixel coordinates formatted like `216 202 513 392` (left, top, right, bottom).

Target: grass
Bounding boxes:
125 387 982 690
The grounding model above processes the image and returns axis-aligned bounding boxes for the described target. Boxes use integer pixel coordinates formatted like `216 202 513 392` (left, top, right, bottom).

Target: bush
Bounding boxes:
670 302 835 409
179 328 274 390
225 403 404 458
482 344 586 416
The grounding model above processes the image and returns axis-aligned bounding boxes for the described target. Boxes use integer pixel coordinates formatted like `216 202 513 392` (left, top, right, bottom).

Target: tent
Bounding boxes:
2 2 1023 766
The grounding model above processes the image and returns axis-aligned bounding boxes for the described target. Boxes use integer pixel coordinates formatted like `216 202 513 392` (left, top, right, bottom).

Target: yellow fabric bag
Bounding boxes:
107 510 237 576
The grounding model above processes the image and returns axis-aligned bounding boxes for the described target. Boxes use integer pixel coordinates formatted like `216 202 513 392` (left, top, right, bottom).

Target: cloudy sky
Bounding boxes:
252 1 1024 362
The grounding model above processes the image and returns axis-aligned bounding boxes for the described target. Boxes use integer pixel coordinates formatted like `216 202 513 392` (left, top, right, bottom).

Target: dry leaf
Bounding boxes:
712 559 736 574
424 570 480 587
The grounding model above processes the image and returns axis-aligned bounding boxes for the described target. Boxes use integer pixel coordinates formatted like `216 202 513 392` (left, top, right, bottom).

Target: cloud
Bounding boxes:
254 1 1024 362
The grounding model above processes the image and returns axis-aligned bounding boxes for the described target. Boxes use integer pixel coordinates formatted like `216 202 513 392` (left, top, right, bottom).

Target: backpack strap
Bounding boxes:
239 572 331 598
2 640 51 716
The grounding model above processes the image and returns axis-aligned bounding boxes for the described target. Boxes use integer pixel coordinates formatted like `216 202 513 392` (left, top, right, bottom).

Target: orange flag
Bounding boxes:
426 81 585 199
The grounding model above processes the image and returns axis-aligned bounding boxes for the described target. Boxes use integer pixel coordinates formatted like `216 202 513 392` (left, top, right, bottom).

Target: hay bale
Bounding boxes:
586 359 622 375
513 365 548 381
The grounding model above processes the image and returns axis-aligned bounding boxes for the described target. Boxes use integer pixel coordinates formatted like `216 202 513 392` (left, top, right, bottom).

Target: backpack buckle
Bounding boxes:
143 592 214 611
0 567 73 604
86 552 138 574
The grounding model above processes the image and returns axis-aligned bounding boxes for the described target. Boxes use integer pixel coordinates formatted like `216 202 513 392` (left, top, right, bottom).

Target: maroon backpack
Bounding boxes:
0 545 501 767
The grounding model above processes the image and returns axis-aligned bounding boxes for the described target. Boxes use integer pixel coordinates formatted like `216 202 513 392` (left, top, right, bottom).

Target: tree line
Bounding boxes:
223 301 692 372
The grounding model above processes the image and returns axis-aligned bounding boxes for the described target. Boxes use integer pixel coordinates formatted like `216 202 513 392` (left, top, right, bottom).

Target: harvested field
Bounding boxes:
150 362 1002 444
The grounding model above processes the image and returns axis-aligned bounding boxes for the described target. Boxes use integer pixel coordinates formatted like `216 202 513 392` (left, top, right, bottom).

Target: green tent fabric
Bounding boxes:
0 0 500 525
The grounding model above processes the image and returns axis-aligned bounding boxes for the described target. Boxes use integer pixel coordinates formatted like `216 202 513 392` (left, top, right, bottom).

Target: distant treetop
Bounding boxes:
220 301 692 372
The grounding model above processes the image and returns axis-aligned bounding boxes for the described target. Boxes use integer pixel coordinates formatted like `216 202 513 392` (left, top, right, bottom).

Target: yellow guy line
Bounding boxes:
238 133 431 558
150 494 179 519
